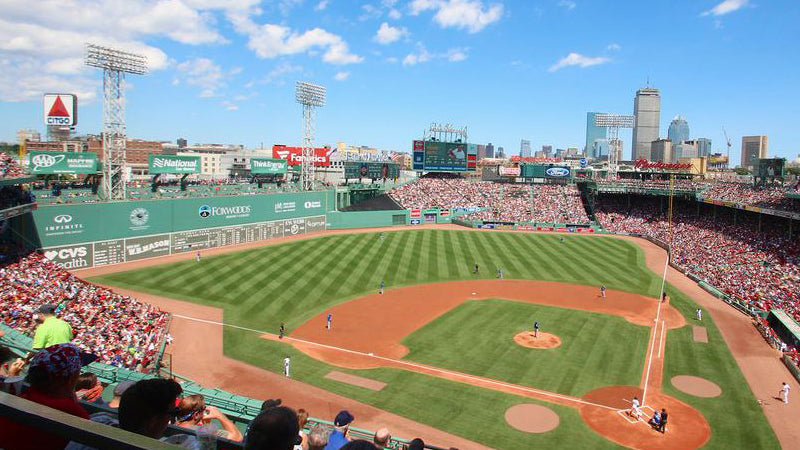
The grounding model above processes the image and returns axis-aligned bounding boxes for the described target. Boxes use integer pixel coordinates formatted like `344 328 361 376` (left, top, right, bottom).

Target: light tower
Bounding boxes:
295 81 326 191
85 44 147 200
594 114 635 177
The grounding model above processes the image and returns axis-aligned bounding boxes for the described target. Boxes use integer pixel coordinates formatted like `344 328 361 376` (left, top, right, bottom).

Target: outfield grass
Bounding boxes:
93 230 779 449
403 299 649 397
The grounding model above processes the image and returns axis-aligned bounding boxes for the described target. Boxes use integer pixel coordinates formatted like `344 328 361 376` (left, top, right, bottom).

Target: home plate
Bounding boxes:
368 353 374 356
472 292 477 295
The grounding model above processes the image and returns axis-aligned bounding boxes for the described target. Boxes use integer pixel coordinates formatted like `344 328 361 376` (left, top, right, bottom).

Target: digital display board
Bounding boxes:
412 140 477 172
344 162 400 180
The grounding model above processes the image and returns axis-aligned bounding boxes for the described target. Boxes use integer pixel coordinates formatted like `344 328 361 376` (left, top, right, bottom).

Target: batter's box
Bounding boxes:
616 402 655 425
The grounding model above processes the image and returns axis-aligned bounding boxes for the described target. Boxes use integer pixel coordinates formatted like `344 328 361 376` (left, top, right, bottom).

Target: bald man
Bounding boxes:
373 428 391 448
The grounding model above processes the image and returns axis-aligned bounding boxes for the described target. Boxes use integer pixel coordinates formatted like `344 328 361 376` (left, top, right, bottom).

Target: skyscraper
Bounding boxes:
520 139 531 157
486 143 495 158
741 136 768 169
541 145 553 157
651 139 672 163
696 138 712 158
632 87 661 160
668 116 690 144
497 146 505 158
585 112 607 159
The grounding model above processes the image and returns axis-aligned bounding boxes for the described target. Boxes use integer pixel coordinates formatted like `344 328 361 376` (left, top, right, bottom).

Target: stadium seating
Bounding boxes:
0 153 25 179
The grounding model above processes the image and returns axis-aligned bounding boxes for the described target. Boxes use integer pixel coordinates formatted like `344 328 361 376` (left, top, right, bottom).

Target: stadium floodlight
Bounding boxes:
85 43 148 200
296 81 327 191
594 114 635 176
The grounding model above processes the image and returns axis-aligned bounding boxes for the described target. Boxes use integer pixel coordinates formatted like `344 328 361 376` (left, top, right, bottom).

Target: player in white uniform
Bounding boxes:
284 356 291 377
781 382 790 404
629 396 642 419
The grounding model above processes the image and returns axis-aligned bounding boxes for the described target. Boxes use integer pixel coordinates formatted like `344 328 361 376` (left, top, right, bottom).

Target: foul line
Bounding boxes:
172 314 618 411
641 252 670 406
657 320 666 359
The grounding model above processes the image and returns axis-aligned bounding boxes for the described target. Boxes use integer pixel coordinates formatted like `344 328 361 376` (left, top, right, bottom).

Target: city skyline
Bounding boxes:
0 1 797 166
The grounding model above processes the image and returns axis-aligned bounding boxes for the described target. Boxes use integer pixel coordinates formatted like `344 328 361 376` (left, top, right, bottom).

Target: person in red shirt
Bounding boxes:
0 343 89 450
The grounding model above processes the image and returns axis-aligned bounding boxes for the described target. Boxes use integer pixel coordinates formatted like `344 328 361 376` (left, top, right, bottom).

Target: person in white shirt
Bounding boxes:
284 356 291 377
781 382 790 404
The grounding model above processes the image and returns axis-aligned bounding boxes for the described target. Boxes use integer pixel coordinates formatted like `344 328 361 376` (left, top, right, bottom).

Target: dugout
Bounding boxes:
767 310 800 349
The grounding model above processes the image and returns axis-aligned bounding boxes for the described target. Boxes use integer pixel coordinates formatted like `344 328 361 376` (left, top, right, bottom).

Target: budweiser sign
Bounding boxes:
634 159 692 170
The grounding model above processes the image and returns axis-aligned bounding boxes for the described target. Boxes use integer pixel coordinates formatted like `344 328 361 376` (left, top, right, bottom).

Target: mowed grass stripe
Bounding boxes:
491 233 528 278
442 231 462 279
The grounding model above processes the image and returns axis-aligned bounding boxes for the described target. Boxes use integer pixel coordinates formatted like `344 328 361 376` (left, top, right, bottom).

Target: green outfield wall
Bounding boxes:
18 191 332 269
326 210 409 229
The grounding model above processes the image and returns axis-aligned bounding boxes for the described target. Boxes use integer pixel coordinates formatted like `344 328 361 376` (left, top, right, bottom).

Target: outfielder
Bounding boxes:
196 250 201 262
380 280 385 294
326 313 332 330
497 267 503 279
279 322 285 339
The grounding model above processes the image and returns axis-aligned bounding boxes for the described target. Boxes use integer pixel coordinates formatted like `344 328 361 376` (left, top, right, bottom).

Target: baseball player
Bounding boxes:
326 312 332 330
696 308 703 321
497 267 503 279
195 250 201 262
533 321 540 338
283 356 291 377
379 232 385 242
474 263 479 275
600 285 607 298
629 396 642 420
279 323 285 339
781 382 790 404
380 280 385 294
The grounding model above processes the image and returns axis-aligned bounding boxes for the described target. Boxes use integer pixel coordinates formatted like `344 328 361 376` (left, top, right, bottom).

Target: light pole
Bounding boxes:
295 81 326 191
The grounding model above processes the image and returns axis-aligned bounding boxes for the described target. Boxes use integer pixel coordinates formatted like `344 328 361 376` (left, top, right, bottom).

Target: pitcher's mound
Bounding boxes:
671 375 722 398
514 331 561 349
505 403 559 433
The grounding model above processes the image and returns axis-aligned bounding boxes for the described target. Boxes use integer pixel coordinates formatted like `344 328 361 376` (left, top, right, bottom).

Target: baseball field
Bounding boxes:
89 229 779 449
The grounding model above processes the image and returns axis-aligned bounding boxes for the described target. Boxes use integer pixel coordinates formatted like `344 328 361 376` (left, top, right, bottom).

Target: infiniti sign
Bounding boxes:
54 214 73 223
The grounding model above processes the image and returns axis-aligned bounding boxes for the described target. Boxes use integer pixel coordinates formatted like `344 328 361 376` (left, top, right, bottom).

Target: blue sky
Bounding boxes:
0 0 798 165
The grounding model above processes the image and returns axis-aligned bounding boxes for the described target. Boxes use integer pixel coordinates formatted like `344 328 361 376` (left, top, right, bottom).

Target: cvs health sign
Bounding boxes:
272 145 331 167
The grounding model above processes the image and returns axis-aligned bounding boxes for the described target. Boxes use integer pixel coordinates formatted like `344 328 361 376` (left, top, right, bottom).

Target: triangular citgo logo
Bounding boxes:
48 96 70 117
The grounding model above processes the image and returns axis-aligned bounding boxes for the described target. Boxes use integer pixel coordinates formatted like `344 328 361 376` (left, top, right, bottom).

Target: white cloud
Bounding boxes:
374 22 409 45
446 47 468 62
0 0 234 102
548 53 611 72
176 57 240 98
315 0 329 11
388 9 402 19
402 44 467 65
222 100 239 111
252 62 303 86
558 0 576 10
702 0 749 16
409 0 503 33
334 71 350 81
386 56 399 63
606 43 621 51
229 14 363 65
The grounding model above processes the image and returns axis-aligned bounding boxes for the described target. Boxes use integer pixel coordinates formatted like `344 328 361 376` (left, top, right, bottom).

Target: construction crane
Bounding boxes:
722 127 732 167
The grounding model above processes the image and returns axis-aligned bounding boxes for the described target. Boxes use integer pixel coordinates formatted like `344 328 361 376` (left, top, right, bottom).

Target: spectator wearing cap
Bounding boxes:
0 343 89 450
245 405 301 450
174 394 243 442
65 378 183 450
373 428 391 448
32 304 73 351
325 410 354 450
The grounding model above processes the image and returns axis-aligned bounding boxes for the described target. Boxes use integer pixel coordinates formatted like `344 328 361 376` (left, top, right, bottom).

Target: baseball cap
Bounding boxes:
113 380 135 397
36 304 56 315
334 410 354 427
30 343 82 378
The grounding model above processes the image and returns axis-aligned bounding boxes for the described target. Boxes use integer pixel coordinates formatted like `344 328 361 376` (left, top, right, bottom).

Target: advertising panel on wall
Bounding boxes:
29 152 98 175
499 166 521 177
32 191 329 248
272 145 331 167
250 158 288 175
149 155 201 174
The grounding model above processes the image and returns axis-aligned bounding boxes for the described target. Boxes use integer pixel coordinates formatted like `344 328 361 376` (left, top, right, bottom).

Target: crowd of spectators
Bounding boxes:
0 252 171 372
0 153 25 179
596 197 800 322
595 178 704 192
700 181 798 212
389 178 591 224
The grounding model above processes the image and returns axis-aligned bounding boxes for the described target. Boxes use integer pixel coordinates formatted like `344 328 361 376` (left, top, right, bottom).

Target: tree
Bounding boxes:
734 167 751 175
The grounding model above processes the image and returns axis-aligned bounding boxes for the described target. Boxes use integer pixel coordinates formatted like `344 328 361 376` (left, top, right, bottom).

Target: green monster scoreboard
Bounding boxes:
413 140 477 172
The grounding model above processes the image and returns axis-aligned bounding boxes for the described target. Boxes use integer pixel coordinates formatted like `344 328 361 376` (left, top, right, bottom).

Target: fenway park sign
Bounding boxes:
634 159 692 170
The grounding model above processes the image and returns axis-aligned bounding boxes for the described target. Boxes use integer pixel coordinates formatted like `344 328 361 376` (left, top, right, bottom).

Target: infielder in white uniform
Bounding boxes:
781 382 790 404
284 356 291 377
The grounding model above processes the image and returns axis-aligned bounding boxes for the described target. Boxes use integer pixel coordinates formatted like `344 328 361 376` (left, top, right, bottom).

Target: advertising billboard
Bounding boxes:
149 155 201 174
344 162 400 179
43 94 77 127
499 166 521 177
423 141 467 171
272 145 331 167
28 152 97 175
250 158 288 175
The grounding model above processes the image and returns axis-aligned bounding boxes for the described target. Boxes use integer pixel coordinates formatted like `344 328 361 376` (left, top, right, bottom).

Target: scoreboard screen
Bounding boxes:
344 162 400 180
412 140 477 172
